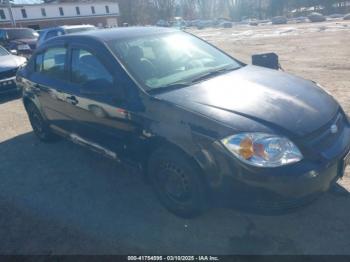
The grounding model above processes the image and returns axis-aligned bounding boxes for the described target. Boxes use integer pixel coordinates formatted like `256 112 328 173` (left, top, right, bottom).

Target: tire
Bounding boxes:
26 102 60 142
148 147 208 218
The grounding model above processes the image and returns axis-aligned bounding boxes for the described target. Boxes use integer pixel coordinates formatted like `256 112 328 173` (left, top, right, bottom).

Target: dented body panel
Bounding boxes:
18 27 350 210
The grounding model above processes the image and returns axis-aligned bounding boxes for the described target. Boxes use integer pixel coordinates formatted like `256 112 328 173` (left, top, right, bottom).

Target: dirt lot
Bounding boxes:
0 20 350 255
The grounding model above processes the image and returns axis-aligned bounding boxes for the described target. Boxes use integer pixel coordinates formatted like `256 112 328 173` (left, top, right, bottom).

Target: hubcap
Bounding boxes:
158 162 191 203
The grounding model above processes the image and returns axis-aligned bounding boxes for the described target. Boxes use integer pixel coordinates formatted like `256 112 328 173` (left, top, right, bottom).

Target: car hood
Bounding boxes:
155 65 339 137
0 55 26 72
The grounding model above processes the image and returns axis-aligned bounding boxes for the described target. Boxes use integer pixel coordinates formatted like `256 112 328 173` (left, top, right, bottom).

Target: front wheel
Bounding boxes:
26 102 60 142
148 147 208 218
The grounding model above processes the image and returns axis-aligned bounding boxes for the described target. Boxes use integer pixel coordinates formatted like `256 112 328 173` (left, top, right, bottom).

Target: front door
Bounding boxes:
65 45 138 154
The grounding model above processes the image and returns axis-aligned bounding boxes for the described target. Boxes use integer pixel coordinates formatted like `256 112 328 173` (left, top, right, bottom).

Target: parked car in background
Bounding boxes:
18 27 350 218
0 45 26 95
308 12 326 22
327 13 344 19
196 20 214 29
271 16 288 24
36 25 97 47
171 20 186 29
0 28 38 57
170 17 187 29
156 20 170 27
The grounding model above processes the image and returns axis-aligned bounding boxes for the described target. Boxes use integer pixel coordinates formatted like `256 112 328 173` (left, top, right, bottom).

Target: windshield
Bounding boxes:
7 29 38 40
0 46 10 56
65 27 96 34
108 32 242 91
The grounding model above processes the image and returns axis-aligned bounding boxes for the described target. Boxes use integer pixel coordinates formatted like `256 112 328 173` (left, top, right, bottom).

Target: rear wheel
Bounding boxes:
26 102 60 142
148 147 208 218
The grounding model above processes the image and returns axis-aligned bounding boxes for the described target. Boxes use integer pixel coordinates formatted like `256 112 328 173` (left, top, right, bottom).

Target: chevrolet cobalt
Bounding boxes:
17 28 350 217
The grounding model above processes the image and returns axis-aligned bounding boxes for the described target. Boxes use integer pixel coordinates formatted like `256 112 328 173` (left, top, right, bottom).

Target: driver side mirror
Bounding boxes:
252 53 280 70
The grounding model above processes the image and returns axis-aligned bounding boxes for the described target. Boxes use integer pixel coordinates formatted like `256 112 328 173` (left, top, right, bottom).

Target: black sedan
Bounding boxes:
0 45 26 95
17 27 350 217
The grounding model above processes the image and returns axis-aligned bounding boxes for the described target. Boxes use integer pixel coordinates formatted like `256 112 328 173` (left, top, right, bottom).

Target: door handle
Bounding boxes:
66 95 78 105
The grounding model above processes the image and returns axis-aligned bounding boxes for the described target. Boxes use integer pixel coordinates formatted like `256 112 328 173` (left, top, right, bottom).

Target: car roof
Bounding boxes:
66 27 179 42
42 24 95 32
42 27 181 50
61 25 95 29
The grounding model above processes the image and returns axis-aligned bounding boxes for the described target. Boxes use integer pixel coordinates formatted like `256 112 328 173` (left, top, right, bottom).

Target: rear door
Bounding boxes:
30 44 76 134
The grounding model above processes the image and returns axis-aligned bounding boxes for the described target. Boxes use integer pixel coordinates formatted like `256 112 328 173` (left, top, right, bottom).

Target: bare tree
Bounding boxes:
153 0 176 20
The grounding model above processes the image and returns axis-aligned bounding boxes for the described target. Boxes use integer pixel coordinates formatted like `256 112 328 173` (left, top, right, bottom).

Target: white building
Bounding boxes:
0 2 119 29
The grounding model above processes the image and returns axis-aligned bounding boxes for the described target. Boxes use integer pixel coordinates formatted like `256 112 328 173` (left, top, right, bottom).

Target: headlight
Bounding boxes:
221 133 303 168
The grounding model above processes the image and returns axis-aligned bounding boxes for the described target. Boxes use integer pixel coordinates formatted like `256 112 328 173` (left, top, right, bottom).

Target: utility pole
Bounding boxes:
5 0 16 27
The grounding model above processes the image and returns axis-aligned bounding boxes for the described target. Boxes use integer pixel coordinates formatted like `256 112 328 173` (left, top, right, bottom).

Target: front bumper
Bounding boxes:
203 122 350 210
0 77 20 95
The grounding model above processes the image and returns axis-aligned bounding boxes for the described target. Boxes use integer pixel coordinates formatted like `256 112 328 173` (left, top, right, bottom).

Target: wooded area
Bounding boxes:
117 0 350 25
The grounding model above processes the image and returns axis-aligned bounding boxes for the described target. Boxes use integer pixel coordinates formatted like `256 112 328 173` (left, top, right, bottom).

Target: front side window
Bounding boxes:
41 8 46 17
71 48 113 85
108 32 241 92
39 47 67 79
105 5 110 14
0 9 6 20
21 9 27 19
59 7 64 16
91 6 95 14
76 6 80 15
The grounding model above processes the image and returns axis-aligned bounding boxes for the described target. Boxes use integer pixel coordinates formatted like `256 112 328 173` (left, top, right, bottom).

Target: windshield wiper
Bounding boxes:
148 82 192 94
190 67 239 84
148 67 239 95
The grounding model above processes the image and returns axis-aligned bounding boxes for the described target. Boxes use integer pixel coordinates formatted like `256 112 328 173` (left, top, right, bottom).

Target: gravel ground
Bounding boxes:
0 20 350 255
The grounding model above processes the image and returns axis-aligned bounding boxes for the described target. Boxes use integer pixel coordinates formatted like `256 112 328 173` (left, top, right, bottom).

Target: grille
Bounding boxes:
305 112 346 152
0 68 17 80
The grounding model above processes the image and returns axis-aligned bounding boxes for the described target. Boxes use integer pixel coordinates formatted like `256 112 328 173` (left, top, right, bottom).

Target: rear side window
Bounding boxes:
71 48 113 85
35 47 67 79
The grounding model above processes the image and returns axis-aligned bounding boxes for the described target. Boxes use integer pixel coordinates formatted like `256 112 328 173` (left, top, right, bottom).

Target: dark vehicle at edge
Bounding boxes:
0 45 27 95
0 28 38 57
17 27 350 217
